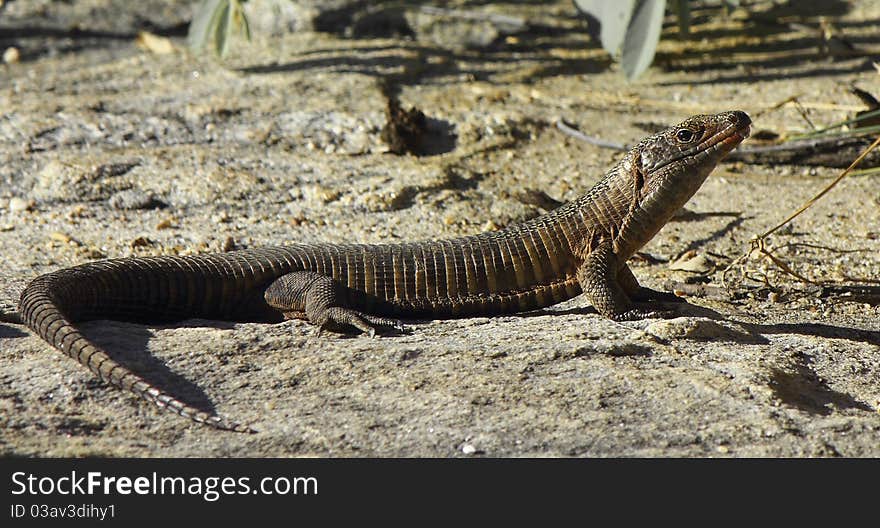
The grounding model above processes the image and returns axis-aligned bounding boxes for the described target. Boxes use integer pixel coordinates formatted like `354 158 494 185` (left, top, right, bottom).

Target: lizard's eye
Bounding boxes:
676 129 695 142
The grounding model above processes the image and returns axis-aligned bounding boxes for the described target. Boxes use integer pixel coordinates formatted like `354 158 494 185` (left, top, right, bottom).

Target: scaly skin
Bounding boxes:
16 110 751 431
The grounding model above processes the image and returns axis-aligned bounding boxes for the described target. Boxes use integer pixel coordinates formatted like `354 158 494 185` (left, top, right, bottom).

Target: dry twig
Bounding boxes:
722 134 880 290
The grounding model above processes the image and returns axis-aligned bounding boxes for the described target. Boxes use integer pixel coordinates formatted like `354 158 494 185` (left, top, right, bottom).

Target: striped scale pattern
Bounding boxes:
17 110 751 431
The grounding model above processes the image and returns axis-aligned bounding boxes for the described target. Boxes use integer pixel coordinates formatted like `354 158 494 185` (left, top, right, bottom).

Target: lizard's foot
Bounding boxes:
610 307 677 321
266 271 405 337
316 307 405 337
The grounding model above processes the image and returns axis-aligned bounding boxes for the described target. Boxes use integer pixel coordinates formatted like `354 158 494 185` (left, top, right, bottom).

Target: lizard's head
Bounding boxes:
636 110 750 206
611 110 750 255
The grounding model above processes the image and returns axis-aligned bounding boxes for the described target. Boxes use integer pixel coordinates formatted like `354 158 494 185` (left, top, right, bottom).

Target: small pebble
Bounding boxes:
3 46 19 64
67 204 89 218
108 189 165 210
211 211 231 224
669 251 714 273
462 444 476 455
304 184 341 204
135 31 175 55
8 197 32 212
130 236 152 248
49 232 73 243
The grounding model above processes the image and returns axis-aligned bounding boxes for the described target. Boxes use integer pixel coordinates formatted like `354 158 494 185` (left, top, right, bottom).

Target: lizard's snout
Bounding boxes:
727 110 752 134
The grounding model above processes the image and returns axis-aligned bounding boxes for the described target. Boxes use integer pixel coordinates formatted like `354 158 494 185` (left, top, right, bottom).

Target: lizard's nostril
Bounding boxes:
728 110 751 127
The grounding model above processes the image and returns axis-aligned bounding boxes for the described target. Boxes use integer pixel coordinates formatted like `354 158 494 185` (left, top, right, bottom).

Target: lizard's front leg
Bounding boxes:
264 271 404 336
578 242 673 321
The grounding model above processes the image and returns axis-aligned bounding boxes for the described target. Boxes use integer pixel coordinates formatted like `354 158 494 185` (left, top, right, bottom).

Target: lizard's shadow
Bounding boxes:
669 304 880 347
74 313 415 415
520 300 880 346
523 301 875 414
78 320 220 416
0 323 28 338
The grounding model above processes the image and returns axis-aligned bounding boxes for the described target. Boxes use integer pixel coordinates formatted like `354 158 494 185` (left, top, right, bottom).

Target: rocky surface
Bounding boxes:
1 0 879 457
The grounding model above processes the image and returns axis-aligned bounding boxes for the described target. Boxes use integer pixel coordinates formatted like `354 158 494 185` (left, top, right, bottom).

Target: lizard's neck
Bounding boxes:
558 148 716 261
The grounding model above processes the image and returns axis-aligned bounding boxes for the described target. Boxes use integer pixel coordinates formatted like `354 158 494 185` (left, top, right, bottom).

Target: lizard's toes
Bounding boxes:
362 314 405 334
612 308 677 321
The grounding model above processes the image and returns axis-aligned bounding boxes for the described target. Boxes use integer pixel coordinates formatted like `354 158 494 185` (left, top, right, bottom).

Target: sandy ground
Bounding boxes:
1 0 879 457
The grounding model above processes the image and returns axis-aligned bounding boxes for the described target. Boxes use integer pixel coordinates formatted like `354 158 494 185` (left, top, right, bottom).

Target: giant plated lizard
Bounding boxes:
14 110 751 432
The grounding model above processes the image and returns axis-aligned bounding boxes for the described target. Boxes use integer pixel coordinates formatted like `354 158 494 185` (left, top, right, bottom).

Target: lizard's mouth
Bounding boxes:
712 118 751 154
728 121 751 142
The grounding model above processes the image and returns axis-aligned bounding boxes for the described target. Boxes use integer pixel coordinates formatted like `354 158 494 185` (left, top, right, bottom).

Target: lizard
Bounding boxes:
13 110 751 432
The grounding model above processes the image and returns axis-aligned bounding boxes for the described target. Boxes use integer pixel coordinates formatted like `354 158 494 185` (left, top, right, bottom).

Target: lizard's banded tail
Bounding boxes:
18 257 264 433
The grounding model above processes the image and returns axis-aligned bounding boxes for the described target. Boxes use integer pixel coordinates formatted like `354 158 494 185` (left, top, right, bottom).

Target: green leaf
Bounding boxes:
214 0 231 58
234 0 251 42
621 0 666 80
573 0 637 57
188 0 251 58
187 0 227 54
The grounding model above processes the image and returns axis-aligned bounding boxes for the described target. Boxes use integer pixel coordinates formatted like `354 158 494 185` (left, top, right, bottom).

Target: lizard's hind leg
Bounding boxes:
264 271 403 337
